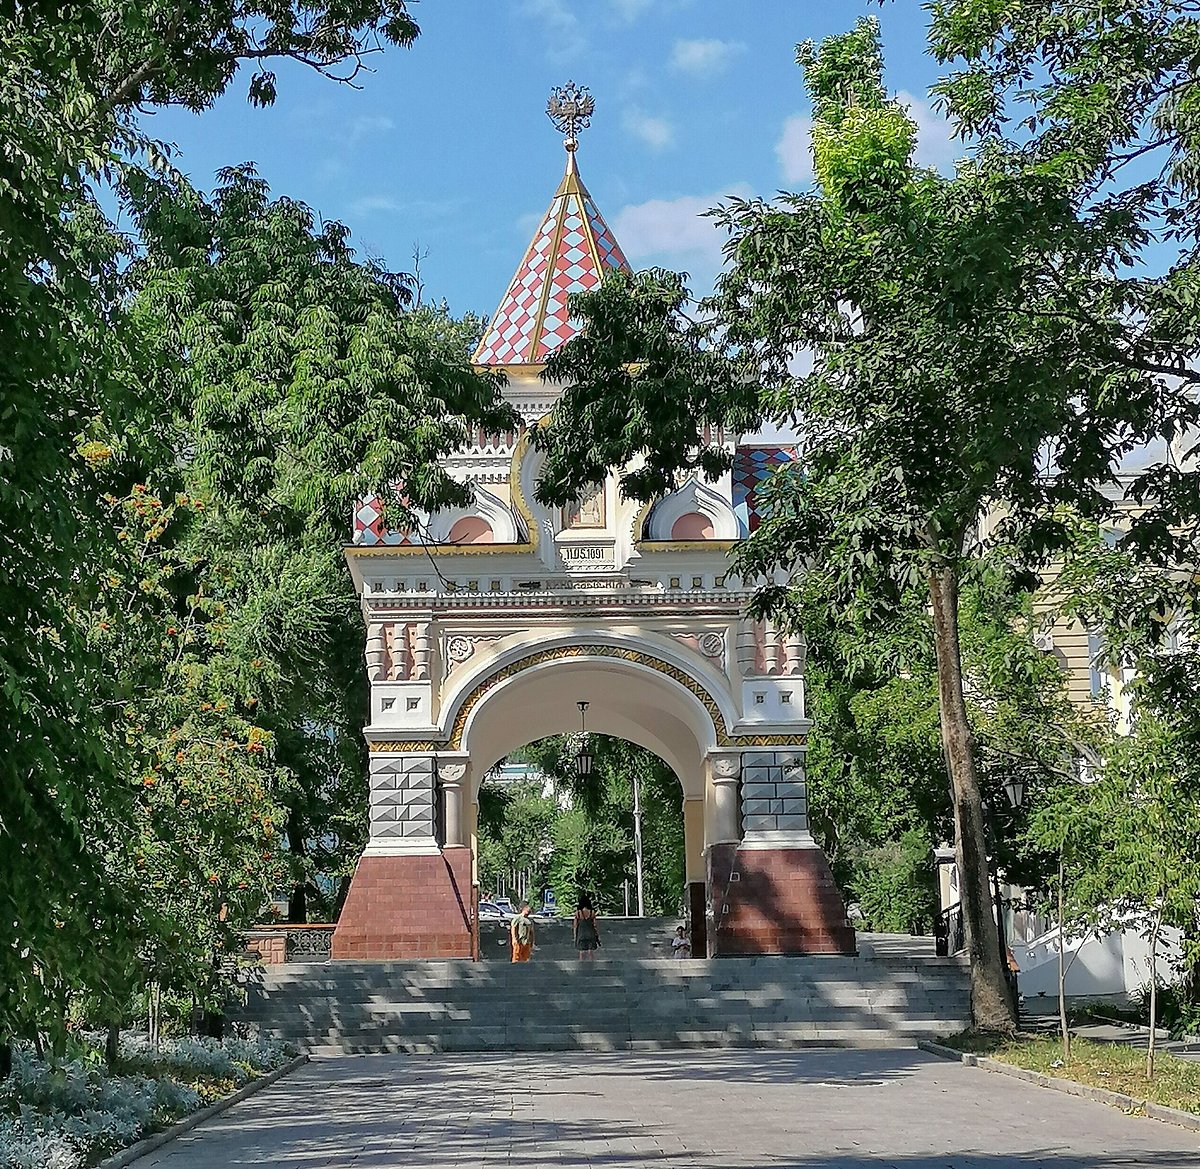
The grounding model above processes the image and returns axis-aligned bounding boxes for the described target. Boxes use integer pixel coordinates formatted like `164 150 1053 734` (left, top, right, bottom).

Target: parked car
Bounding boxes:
493 897 516 916
478 901 511 921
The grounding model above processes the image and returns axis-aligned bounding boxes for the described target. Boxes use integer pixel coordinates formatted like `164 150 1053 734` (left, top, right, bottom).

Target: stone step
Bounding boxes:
233 932 972 1053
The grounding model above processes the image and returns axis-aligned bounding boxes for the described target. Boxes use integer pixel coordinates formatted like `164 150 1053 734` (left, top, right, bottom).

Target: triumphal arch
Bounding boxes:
332 88 853 960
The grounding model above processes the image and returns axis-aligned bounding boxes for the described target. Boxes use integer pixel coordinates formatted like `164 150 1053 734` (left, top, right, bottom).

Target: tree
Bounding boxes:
929 1 1200 562
531 18 1160 1029
1029 719 1200 1078
476 781 559 901
0 0 506 1065
803 564 1097 925
124 165 514 926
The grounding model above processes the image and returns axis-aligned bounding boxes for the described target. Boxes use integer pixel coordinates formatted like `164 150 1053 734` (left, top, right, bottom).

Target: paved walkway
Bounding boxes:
141 1049 1199 1168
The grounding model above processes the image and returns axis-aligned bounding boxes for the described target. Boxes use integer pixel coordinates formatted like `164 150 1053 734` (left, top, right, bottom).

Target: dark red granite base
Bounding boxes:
687 881 708 959
707 844 856 956
331 848 473 959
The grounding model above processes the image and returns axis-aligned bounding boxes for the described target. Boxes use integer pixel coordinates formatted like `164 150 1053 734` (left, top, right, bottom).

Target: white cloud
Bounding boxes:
350 195 466 219
669 38 745 78
519 0 585 60
612 183 753 265
775 113 814 186
622 107 674 151
774 94 961 187
348 114 395 146
351 195 403 216
611 0 654 20
895 90 961 171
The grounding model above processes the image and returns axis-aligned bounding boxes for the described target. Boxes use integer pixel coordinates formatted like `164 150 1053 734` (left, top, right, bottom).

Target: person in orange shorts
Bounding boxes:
510 901 535 962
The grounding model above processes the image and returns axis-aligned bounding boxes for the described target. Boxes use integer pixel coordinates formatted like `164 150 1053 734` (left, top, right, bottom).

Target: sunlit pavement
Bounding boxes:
141 1048 1199 1168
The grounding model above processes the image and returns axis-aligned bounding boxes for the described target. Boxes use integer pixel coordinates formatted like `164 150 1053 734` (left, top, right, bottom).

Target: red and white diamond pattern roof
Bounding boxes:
474 154 630 367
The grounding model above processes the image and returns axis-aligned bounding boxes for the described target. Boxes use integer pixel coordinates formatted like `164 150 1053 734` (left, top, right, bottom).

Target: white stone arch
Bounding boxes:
450 644 729 894
645 478 739 541
437 629 739 767
426 483 519 544
458 658 719 797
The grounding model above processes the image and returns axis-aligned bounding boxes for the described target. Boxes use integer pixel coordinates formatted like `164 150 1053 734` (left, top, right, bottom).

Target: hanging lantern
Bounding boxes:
575 701 592 777
1003 774 1027 810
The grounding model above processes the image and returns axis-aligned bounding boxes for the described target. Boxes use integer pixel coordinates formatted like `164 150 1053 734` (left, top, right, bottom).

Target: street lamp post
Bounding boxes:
631 764 645 918
989 774 1027 1006
574 700 644 917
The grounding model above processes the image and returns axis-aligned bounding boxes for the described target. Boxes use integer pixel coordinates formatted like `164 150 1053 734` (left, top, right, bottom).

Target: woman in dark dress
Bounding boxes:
574 892 601 960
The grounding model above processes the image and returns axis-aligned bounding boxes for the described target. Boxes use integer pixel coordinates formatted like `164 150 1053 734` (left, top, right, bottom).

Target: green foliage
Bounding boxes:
929 0 1200 563
851 831 938 935
0 0 515 1058
1028 707 1200 1072
476 782 559 899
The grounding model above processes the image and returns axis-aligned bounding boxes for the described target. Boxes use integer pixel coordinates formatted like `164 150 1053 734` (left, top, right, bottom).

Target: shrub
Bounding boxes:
0 1033 287 1168
850 830 938 934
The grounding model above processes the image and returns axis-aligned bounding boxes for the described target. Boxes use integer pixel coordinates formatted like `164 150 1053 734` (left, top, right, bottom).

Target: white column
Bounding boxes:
708 752 743 844
437 755 469 848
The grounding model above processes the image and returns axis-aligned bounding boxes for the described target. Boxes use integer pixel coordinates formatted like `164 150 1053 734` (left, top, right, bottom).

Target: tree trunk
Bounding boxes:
928 562 1016 1031
0 1040 11 1080
335 872 353 918
1148 914 1161 1080
1057 858 1070 1062
287 810 308 923
148 981 161 1052
105 1022 120 1073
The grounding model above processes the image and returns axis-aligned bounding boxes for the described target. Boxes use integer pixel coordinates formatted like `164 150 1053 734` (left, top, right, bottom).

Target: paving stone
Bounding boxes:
139 1049 1200 1168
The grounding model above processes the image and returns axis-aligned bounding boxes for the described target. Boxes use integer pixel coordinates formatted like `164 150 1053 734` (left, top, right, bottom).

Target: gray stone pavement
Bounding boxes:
140 1049 1200 1168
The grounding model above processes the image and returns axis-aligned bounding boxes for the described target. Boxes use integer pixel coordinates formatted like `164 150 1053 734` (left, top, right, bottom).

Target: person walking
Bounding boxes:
574 892 601 960
510 902 535 962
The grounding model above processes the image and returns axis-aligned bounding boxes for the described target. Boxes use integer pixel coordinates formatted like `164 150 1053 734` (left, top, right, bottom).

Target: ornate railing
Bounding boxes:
245 924 336 964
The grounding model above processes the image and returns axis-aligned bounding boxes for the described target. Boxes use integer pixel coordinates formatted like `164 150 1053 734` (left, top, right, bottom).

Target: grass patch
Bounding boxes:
940 1031 1200 1116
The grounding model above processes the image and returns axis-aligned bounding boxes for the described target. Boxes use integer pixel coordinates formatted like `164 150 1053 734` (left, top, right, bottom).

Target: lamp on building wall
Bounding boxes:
575 701 592 778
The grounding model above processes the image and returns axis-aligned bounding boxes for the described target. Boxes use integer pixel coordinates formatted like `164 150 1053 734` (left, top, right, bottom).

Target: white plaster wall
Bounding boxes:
1016 925 1182 1001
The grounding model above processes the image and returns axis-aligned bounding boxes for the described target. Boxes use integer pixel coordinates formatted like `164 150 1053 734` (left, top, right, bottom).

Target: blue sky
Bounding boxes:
143 0 956 317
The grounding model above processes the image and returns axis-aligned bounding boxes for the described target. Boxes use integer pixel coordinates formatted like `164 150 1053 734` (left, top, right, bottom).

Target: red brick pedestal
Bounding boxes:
331 847 473 959
707 843 856 956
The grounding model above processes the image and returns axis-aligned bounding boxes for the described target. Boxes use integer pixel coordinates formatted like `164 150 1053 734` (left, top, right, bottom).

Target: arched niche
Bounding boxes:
671 512 715 540
447 516 494 544
645 478 738 541
426 483 519 544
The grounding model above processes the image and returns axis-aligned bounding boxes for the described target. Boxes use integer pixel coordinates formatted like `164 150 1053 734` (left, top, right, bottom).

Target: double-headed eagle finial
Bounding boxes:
547 81 594 153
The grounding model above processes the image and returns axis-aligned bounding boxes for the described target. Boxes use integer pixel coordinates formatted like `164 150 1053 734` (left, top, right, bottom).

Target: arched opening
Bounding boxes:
447 515 495 544
455 652 719 960
670 511 715 540
474 734 689 960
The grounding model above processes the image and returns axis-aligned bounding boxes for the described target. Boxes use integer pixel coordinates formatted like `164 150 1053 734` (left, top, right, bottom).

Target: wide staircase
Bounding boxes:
237 920 970 1055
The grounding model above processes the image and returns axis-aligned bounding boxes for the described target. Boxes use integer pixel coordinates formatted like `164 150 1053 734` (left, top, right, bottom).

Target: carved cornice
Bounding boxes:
363 590 753 611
